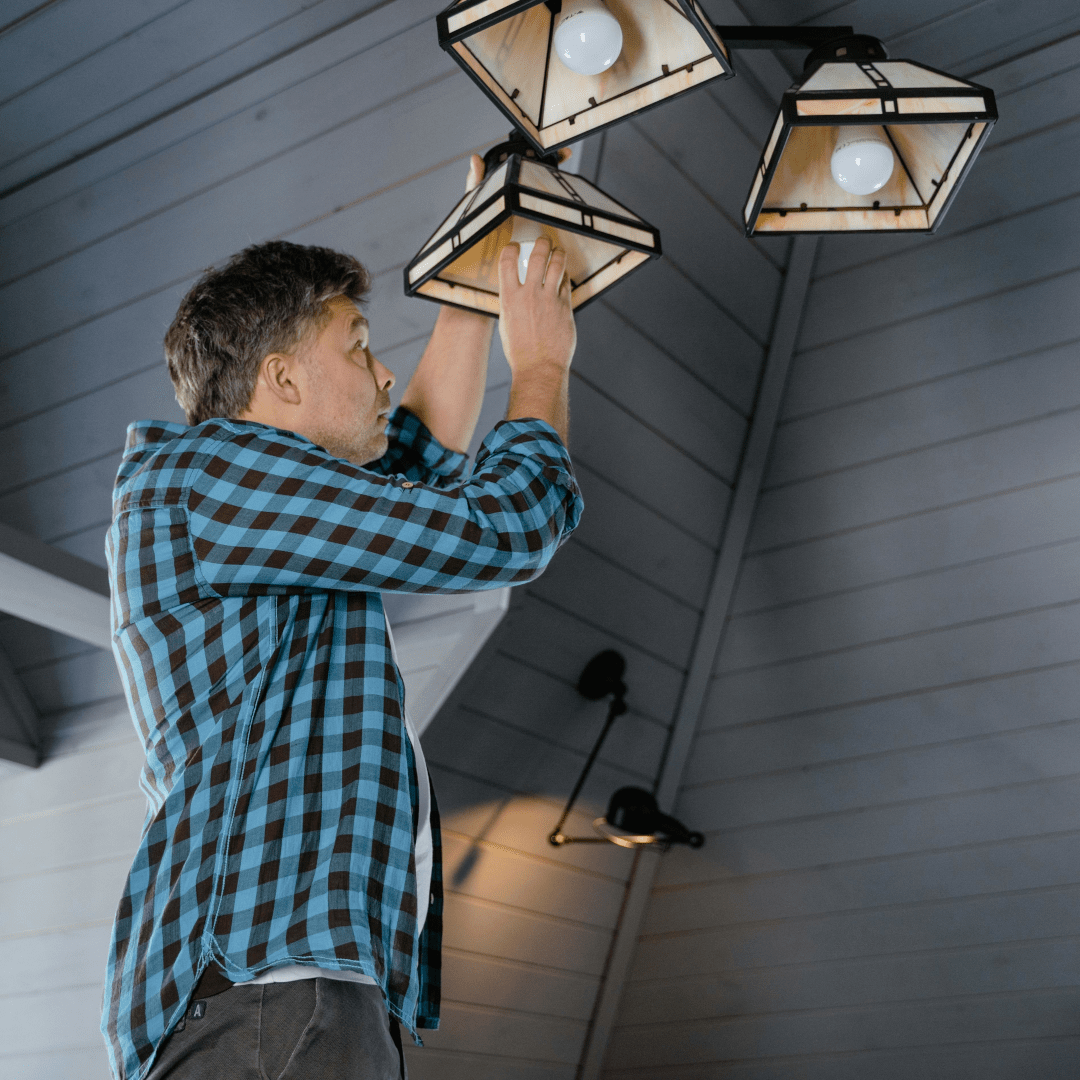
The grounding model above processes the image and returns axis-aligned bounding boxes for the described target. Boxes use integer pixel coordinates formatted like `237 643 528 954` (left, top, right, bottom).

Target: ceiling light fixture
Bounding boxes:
436 0 734 154
404 134 661 317
547 650 704 850
735 31 998 235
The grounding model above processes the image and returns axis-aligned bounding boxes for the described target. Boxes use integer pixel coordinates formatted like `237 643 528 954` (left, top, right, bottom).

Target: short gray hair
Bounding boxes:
165 240 372 425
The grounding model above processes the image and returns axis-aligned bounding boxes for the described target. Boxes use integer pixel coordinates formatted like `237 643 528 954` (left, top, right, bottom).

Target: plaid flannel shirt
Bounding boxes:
101 406 581 1080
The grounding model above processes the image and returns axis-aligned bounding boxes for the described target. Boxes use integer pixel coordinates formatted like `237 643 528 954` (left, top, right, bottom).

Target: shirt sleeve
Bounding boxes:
185 418 582 596
365 406 469 490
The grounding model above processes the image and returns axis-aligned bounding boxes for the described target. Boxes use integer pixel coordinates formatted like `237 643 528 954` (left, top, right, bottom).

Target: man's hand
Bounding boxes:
499 236 576 444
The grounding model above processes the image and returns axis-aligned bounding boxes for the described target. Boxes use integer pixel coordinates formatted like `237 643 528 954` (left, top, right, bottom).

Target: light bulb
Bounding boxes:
830 126 895 196
553 0 623 76
510 218 544 284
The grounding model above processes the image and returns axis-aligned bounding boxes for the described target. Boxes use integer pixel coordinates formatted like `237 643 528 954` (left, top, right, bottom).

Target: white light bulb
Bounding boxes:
553 0 623 76
511 218 544 284
830 126 895 196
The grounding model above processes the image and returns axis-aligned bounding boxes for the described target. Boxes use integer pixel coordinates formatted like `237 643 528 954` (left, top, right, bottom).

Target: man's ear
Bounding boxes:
261 352 303 406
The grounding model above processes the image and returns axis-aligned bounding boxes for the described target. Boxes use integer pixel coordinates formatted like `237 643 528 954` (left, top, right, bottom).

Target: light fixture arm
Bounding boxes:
549 650 628 846
713 25 854 51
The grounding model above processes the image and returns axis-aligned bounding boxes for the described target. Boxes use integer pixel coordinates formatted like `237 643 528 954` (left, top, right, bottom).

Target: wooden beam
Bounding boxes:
575 235 820 1080
0 639 41 767
0 523 111 650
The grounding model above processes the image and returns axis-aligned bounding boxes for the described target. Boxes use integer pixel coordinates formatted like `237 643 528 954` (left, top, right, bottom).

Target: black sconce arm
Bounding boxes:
713 25 855 50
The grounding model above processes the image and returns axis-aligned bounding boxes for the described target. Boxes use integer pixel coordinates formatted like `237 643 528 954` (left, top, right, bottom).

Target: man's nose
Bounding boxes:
372 355 395 392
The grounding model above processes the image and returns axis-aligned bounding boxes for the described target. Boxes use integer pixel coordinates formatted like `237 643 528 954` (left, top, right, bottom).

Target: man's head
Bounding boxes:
166 240 395 465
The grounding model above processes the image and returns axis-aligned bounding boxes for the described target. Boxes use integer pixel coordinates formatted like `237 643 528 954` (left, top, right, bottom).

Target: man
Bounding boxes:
102 156 582 1080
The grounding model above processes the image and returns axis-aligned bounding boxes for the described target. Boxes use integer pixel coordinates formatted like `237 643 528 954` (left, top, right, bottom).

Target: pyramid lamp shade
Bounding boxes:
743 35 997 236
404 135 661 317
436 0 733 154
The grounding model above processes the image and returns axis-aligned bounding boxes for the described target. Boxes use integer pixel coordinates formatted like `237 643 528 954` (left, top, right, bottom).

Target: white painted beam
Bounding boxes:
0 523 111 651
576 235 820 1080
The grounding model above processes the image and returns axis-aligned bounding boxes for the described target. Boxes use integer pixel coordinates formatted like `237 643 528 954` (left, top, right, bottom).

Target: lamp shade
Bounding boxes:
743 35 997 236
404 136 661 316
594 786 705 849
436 0 733 154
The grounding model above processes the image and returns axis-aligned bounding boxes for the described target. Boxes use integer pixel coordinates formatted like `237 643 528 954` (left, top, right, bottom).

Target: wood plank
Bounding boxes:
735 470 1080 616
525 542 700 670
710 600 1080 728
0 1047 114 1080
575 304 748 483
440 951 598 1021
602 1040 1080 1080
0 0 182 102
0 0 430 191
0 0 451 223
0 72 506 358
601 258 764 417
565 379 733 546
0 13 459 283
671 767 1080 880
597 123 782 343
648 832 1080 934
432 763 635 882
19 648 124 715
1 922 113 996
766 340 1080 490
0 791 144 880
429 652 667 783
423 703 655 819
798 196 1080 352
689 664 1080 785
538 467 715 617
441 892 610 977
496 593 685 722
748 407 1080 553
416 1000 585 1065
638 879 1080 978
0 852 134 937
783 266 1080 421
404 1047 573 1080
619 936 1080 1026
678 720 1080 833
604 985 1080 1070
0 983 108 1057
720 536 1080 674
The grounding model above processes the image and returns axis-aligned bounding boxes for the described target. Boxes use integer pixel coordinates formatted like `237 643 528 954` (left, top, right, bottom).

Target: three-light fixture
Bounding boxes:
406 12 998 314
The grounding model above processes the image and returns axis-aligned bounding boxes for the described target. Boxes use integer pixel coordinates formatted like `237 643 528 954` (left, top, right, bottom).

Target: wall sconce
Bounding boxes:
404 134 660 316
436 0 734 154
740 32 997 235
548 650 704 850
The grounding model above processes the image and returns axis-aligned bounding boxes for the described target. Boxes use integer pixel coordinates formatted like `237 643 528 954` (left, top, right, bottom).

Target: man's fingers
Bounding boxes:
465 153 484 192
545 247 568 293
498 243 522 294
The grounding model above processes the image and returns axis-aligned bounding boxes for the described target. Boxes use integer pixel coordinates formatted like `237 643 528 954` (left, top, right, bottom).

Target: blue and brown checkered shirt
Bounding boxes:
101 406 582 1079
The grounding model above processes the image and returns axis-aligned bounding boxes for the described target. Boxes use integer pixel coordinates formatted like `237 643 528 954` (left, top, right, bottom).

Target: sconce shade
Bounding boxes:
404 137 661 316
436 0 733 153
743 37 997 235
594 786 705 848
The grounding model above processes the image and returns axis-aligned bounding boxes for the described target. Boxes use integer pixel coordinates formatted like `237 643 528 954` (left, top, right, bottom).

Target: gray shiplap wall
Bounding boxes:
605 7 1080 1078
0 1 791 1077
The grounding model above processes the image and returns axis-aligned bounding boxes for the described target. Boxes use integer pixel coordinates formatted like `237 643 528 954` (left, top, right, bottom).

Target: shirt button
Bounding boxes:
401 481 415 489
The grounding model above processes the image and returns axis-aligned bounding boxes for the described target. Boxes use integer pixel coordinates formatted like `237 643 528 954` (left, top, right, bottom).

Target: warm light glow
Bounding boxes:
553 0 623 76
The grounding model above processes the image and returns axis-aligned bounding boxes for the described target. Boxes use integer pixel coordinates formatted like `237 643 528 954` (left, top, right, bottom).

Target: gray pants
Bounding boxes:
147 979 407 1079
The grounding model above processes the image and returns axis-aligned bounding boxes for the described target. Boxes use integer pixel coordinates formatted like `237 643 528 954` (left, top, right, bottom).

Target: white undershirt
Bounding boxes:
240 620 432 988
